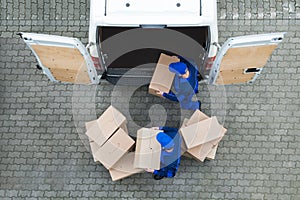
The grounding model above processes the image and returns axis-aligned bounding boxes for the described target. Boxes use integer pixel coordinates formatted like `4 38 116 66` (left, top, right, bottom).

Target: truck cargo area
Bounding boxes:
98 26 209 84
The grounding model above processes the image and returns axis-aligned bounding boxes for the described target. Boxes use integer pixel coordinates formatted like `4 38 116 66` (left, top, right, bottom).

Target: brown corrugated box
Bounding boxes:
85 106 152 181
206 144 218 160
186 110 210 126
84 106 134 166
180 117 223 149
85 120 100 162
85 107 227 180
134 128 161 170
109 152 144 181
89 140 101 162
180 110 227 161
186 126 227 162
149 53 180 96
85 105 127 147
93 128 135 169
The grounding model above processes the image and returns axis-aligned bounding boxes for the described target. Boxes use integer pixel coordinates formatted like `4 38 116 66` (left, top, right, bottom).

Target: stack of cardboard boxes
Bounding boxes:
85 106 143 181
85 108 226 181
180 110 227 161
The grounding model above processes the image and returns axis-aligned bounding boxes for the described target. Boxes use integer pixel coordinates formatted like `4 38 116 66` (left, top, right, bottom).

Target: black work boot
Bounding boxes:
153 174 164 180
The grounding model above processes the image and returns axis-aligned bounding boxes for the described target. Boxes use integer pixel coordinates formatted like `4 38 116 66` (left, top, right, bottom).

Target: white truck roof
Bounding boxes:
90 0 216 26
89 0 218 57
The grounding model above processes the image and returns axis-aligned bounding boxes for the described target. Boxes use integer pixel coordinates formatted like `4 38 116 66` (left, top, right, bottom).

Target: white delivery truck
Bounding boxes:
19 0 285 85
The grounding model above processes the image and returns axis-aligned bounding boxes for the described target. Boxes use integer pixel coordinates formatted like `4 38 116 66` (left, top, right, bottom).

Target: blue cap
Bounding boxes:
156 132 174 149
169 62 187 75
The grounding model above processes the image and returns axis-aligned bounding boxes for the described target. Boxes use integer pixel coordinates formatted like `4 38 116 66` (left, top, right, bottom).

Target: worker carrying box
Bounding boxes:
149 53 201 110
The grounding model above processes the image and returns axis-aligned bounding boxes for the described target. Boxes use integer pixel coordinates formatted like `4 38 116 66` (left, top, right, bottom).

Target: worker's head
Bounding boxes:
156 132 174 151
169 62 188 76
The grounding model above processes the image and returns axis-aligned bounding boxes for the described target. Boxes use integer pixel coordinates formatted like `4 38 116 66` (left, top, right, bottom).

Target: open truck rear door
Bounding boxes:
20 33 99 84
208 32 286 85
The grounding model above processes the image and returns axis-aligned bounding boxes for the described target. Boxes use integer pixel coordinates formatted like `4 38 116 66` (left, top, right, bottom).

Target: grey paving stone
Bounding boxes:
0 1 300 199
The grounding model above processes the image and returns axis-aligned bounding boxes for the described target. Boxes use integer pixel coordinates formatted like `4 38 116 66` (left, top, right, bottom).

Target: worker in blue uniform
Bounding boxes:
156 56 201 110
145 126 181 180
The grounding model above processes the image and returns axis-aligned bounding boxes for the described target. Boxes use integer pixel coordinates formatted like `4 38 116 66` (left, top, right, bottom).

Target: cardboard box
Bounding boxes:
181 114 207 159
205 127 227 160
120 122 129 135
94 128 135 169
182 115 214 161
134 128 161 170
180 116 223 149
180 118 189 155
186 110 209 126
85 120 100 162
186 127 227 162
180 110 227 161
85 116 129 163
187 141 218 162
85 120 97 130
149 53 180 96
181 138 194 159
109 152 144 181
85 105 127 147
181 135 188 155
206 144 218 160
182 152 194 159
89 140 101 162
181 118 189 129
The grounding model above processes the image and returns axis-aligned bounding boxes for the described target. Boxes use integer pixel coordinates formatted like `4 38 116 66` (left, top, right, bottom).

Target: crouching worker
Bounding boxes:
156 56 201 110
145 127 181 180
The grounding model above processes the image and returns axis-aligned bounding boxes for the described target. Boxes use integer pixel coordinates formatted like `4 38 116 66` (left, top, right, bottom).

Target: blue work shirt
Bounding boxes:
163 56 199 110
153 127 181 178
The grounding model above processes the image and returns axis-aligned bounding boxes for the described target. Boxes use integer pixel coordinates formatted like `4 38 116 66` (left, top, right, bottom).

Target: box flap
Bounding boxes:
85 120 97 131
119 121 129 135
86 121 101 162
149 53 179 95
98 105 127 130
89 141 100 162
180 118 210 149
205 117 223 145
187 141 216 162
134 128 161 170
181 133 188 155
94 128 135 169
180 110 209 129
206 127 227 160
186 110 210 126
188 126 227 161
206 144 218 160
85 122 108 147
85 106 127 146
180 118 189 129
109 152 144 181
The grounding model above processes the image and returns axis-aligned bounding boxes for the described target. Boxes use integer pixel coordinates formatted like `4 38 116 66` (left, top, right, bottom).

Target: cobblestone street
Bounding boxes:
1 0 300 199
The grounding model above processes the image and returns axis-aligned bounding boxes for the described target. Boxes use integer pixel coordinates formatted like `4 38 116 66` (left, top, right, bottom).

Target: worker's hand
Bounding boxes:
155 90 163 97
145 168 154 173
151 127 160 130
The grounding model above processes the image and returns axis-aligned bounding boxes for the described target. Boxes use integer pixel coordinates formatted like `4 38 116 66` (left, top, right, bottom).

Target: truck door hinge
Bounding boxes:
213 42 221 50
